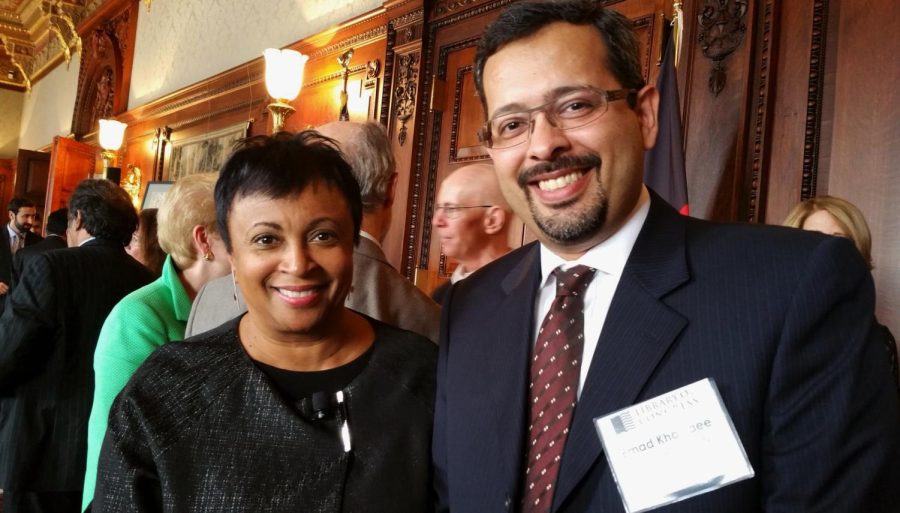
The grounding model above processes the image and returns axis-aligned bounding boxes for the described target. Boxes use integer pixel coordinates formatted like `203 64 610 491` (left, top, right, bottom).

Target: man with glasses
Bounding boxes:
433 2 900 513
430 163 513 304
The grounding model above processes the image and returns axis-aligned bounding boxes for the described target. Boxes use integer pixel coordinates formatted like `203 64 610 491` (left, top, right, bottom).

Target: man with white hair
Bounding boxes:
430 163 513 303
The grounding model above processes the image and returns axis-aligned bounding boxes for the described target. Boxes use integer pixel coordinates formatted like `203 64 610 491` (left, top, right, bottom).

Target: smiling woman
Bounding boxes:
92 131 437 512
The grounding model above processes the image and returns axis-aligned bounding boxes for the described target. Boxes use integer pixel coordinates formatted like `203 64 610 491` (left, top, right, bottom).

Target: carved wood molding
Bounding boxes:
380 24 397 127
432 0 486 18
744 0 776 223
416 37 479 272
394 51 420 146
448 65 489 164
308 26 387 59
305 63 368 89
404 0 515 278
632 14 656 83
801 0 828 201
70 0 135 137
698 0 749 96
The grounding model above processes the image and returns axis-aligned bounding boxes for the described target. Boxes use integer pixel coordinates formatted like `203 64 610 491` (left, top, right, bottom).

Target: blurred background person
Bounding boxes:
186 121 440 342
784 195 897 384
1 197 42 314
82 172 229 509
0 180 153 513
125 208 166 277
430 163 513 304
11 208 68 288
94 132 435 512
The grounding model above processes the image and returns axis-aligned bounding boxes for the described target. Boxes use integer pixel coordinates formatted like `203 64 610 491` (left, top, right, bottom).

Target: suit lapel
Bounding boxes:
471 243 541 496
553 194 691 510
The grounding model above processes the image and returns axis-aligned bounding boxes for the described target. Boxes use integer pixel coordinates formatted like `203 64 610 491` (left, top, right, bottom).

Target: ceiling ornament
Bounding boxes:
0 0 93 91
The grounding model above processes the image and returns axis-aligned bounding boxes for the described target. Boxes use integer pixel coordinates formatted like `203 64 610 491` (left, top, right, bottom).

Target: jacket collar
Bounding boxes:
550 191 691 510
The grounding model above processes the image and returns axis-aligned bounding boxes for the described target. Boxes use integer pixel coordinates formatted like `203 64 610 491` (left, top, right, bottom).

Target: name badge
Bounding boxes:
594 378 754 513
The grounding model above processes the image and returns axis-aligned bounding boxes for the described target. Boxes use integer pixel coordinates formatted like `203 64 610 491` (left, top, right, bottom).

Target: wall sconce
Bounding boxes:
98 119 127 182
264 48 308 132
338 48 354 121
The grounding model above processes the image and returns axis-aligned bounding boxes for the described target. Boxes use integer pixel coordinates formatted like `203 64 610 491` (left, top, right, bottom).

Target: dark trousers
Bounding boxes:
1 490 81 513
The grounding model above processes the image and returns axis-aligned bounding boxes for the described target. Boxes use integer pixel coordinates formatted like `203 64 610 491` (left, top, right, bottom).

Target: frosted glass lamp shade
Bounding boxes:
264 48 308 101
98 119 127 151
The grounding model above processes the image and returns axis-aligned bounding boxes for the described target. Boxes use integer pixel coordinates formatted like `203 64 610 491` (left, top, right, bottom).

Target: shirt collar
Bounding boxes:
78 236 96 247
359 230 381 249
7 224 22 239
450 265 473 283
539 186 650 284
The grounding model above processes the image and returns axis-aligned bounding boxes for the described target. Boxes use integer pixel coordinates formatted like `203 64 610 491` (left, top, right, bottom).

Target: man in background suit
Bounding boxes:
0 180 154 513
186 121 440 342
11 208 69 289
430 163 513 304
433 2 900 512
0 197 42 314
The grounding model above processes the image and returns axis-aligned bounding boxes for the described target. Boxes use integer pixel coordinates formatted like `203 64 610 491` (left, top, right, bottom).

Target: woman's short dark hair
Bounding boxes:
473 0 645 113
215 131 363 252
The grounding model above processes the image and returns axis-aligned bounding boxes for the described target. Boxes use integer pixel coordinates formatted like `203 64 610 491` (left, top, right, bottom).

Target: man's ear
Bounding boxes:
483 206 507 235
634 84 659 150
384 172 399 209
8 211 15 223
73 211 84 232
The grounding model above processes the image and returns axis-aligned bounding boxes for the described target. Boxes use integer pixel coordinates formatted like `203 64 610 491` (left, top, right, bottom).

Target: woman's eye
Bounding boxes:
252 234 277 246
311 231 337 243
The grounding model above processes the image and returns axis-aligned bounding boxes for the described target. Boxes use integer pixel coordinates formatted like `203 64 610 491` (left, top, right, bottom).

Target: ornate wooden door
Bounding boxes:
45 137 99 224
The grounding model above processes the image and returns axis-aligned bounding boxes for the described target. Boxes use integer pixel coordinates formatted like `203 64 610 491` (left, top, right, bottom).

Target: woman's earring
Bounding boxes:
231 271 238 303
203 252 213 261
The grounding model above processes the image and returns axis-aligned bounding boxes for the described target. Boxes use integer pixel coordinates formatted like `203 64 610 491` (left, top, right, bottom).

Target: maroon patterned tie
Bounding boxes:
522 265 596 513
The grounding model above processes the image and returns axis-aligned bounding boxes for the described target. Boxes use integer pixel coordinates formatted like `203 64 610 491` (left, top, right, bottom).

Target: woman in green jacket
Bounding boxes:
81 172 231 510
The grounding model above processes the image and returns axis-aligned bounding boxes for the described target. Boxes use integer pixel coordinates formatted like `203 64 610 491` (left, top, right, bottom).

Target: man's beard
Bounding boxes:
14 220 31 233
519 154 607 244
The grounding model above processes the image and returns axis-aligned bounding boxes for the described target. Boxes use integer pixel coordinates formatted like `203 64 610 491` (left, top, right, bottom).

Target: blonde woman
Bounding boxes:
82 173 231 509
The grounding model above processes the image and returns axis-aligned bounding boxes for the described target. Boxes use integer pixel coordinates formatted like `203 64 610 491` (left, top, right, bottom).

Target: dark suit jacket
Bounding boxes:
0 238 154 495
434 193 900 513
0 226 42 313
11 233 67 289
431 281 451 305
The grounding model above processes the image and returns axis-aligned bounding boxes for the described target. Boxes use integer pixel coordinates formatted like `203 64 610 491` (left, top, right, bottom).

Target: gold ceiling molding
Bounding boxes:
0 0 97 90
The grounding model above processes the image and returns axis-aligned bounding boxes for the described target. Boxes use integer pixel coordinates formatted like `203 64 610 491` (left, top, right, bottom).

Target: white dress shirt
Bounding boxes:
533 187 651 397
7 225 22 254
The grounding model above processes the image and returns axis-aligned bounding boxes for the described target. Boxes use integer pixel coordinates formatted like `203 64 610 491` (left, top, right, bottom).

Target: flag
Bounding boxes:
643 27 689 215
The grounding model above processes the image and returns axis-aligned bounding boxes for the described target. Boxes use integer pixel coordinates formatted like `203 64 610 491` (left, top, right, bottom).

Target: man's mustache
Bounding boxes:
517 154 602 189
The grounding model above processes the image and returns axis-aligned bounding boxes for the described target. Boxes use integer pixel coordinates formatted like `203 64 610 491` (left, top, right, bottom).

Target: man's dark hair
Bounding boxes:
7 196 36 215
473 0 645 113
215 130 363 252
46 208 69 236
67 179 139 245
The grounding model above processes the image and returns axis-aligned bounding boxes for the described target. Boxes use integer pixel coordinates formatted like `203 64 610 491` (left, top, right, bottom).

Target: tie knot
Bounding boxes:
553 265 596 297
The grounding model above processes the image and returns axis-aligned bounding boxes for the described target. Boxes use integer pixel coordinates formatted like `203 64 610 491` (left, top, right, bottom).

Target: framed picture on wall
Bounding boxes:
141 181 173 210
166 121 250 181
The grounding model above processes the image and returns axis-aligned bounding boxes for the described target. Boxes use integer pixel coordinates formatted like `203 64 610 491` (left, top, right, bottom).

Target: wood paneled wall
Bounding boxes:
83 0 896 333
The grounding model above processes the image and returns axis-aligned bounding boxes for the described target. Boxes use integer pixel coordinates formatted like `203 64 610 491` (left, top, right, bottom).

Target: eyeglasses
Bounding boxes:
434 204 492 220
478 86 636 149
